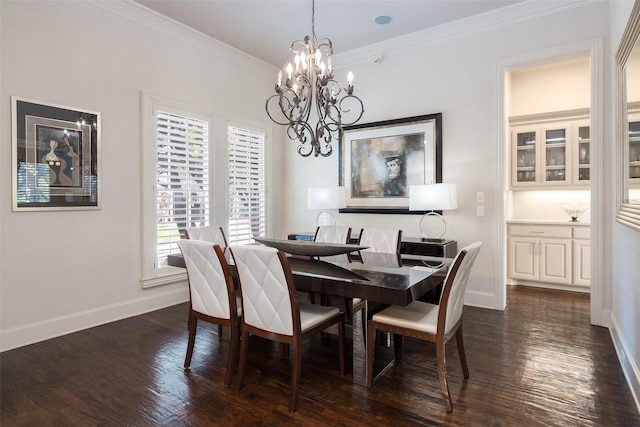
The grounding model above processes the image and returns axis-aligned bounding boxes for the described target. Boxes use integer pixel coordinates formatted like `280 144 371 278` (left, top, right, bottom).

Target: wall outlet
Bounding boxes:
477 205 485 216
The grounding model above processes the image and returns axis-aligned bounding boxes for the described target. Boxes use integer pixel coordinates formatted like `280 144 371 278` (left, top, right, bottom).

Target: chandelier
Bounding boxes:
265 0 365 157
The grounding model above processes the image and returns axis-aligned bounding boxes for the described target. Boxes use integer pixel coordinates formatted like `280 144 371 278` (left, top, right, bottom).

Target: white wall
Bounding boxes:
510 58 591 116
609 0 640 411
282 1 611 310
0 1 278 350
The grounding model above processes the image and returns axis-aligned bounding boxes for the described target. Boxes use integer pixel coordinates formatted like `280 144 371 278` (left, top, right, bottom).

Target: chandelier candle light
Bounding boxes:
266 0 364 157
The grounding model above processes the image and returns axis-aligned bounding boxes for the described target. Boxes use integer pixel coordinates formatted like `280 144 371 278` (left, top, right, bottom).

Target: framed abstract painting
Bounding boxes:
339 113 442 213
12 97 101 211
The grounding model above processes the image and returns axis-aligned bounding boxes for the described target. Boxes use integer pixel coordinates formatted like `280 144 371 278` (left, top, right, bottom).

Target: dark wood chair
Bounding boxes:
177 240 240 387
366 241 482 412
230 244 345 412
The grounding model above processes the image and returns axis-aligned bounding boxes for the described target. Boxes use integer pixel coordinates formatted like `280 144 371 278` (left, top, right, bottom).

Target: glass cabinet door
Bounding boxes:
630 120 640 181
577 126 590 182
515 130 536 184
543 128 567 184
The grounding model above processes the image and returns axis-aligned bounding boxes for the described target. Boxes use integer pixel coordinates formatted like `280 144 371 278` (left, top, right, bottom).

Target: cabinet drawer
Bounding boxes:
573 226 590 239
508 224 572 238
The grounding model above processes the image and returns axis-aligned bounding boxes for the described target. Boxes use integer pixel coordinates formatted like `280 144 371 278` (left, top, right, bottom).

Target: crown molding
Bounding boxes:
333 0 604 67
87 0 277 74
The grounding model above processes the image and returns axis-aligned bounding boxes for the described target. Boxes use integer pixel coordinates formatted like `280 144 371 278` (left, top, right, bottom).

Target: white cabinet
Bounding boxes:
508 223 590 290
510 112 589 189
572 226 591 287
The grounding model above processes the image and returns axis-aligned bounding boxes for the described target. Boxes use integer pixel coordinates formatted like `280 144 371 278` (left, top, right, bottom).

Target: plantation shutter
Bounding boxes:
156 111 209 267
228 126 266 245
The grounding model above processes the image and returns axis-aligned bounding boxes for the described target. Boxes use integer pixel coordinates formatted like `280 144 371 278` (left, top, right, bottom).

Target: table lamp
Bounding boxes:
409 183 458 242
308 186 346 226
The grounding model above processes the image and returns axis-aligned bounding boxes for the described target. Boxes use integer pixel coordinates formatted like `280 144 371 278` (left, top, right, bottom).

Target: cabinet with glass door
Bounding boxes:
510 113 589 189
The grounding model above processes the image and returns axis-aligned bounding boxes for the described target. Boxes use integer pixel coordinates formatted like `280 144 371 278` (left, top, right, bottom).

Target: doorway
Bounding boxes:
497 39 606 326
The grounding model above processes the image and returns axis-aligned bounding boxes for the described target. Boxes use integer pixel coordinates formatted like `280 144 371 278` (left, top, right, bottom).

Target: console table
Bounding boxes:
286 232 458 259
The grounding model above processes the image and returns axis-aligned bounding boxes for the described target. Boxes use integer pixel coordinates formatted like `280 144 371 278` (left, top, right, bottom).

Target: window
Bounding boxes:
156 111 209 267
141 94 212 287
227 126 266 245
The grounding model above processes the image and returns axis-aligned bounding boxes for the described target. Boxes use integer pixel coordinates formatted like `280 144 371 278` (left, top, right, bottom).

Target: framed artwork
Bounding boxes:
339 113 442 213
11 97 101 211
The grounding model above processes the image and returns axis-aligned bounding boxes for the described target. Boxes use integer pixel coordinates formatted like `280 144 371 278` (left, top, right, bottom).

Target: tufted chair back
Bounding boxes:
440 241 482 335
314 225 352 244
358 227 402 254
185 226 228 252
178 240 235 319
230 245 297 336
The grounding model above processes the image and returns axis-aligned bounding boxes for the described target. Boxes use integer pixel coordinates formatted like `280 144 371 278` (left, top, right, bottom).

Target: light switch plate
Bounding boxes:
477 191 484 203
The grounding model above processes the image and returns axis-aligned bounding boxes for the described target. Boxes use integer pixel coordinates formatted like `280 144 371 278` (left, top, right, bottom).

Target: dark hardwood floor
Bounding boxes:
2 286 639 426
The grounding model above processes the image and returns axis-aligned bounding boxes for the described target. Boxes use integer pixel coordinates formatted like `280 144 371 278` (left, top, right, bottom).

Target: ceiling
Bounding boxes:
134 0 526 67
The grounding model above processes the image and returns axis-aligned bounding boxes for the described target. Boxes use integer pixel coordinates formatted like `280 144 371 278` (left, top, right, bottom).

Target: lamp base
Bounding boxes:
316 210 336 227
418 211 447 241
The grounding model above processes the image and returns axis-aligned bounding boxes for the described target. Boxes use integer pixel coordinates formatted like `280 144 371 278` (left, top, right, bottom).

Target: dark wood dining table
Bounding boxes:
168 245 448 386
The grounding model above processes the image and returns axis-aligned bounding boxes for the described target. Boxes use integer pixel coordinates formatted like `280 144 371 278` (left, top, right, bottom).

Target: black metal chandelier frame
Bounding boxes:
265 0 364 157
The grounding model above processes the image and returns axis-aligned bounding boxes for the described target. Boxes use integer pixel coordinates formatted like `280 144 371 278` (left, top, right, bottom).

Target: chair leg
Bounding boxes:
280 343 290 359
184 311 197 368
218 325 223 341
338 318 345 376
393 333 404 359
289 341 302 412
225 320 239 387
236 329 249 390
436 338 453 413
366 320 376 388
455 325 469 379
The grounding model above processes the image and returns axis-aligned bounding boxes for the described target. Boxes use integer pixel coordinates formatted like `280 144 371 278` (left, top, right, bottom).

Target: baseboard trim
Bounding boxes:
609 314 640 415
465 290 499 310
0 288 189 352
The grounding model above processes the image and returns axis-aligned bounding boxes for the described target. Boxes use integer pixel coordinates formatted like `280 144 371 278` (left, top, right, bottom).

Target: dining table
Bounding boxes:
168 238 449 386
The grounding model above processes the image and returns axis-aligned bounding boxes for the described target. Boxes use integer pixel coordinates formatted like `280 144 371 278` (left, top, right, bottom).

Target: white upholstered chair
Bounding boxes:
178 240 241 387
353 227 403 327
185 226 228 253
185 226 230 338
366 241 482 413
230 245 345 412
314 225 352 245
358 227 402 255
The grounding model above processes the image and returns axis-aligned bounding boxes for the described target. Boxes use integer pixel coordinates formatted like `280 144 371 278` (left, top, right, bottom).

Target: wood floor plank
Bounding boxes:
1 286 638 426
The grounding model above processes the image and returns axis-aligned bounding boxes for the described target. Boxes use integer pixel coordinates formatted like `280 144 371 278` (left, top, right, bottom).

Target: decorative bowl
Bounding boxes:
253 237 368 257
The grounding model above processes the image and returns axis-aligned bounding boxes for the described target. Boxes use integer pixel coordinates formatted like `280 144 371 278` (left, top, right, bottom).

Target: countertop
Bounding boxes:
507 219 590 226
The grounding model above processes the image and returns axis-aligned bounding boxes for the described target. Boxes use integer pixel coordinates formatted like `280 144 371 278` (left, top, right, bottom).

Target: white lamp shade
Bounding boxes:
409 183 458 211
308 186 347 210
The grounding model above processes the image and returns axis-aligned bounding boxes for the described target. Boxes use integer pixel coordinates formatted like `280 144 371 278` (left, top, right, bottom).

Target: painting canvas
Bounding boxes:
340 114 442 213
12 97 100 211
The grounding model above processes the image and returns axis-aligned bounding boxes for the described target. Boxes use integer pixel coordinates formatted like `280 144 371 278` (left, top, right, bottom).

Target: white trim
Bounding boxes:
464 290 499 310
496 38 607 326
609 313 640 414
0 287 189 352
335 0 603 67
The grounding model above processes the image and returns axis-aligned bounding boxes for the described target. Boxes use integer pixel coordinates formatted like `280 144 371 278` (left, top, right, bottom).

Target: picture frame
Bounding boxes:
11 97 101 211
339 113 442 214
